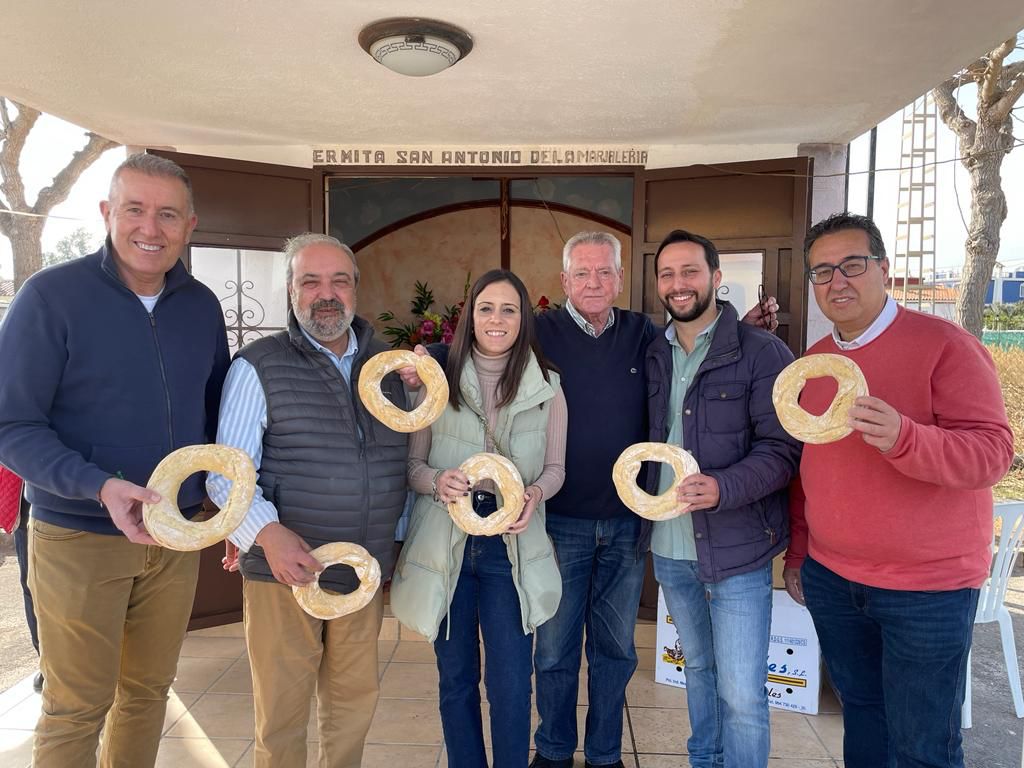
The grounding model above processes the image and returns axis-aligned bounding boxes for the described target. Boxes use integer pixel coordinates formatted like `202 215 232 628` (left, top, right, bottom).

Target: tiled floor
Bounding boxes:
0 616 845 767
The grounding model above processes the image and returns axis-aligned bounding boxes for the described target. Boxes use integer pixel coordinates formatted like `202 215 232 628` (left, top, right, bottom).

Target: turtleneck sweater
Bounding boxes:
408 347 567 501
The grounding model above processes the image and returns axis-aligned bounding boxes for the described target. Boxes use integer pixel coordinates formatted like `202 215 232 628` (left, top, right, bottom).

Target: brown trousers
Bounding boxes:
243 578 384 768
28 519 200 768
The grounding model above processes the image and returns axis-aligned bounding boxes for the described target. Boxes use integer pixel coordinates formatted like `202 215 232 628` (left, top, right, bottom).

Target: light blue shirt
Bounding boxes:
650 312 720 561
565 299 616 338
206 327 359 552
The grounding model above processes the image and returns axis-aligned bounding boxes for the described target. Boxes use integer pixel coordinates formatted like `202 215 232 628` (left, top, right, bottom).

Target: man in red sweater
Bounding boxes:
783 212 1013 768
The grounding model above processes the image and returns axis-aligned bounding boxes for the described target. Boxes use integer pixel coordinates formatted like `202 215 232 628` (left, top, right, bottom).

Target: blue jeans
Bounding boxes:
434 492 533 768
533 514 646 765
801 556 979 768
654 555 772 768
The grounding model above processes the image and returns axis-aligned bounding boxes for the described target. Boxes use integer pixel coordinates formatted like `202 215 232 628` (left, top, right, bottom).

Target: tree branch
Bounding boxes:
959 56 990 81
0 99 40 211
0 98 12 135
981 38 1016 105
932 78 976 153
1001 60 1024 83
991 60 1024 123
33 131 118 215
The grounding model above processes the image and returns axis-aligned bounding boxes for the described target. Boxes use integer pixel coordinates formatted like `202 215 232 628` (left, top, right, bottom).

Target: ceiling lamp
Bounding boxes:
359 18 473 77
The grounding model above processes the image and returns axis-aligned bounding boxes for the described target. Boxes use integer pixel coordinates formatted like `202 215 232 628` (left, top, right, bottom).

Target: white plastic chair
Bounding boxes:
963 501 1024 729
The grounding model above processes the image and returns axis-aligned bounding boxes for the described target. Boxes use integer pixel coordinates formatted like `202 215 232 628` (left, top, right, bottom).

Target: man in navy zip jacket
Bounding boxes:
0 154 229 767
645 230 800 767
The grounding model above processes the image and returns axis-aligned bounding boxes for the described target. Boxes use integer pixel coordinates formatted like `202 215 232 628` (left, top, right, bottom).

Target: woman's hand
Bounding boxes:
434 468 471 504
507 485 542 534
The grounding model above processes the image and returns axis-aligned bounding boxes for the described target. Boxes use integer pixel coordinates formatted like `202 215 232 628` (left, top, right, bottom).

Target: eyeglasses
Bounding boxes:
806 255 883 285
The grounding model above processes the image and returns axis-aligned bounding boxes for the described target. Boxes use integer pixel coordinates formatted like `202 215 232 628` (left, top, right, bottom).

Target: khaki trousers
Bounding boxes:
243 578 384 768
28 519 200 768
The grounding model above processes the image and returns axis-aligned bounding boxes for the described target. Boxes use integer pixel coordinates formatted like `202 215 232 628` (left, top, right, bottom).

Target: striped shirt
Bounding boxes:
206 327 359 552
565 299 616 338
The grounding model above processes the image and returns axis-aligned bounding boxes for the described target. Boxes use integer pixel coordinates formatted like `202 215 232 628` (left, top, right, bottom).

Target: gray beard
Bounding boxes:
295 299 353 342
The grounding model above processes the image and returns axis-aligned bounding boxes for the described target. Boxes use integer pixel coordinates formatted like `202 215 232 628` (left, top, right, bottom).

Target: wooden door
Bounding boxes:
631 157 812 357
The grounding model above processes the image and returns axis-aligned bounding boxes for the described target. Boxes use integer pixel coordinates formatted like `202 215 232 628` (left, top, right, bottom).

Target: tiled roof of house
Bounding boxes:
890 285 960 303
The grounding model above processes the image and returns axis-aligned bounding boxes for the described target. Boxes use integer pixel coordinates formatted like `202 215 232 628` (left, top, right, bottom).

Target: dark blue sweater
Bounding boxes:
536 307 655 520
0 243 230 534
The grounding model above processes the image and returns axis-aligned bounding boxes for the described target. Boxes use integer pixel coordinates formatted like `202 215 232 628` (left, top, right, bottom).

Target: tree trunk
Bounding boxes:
955 122 1009 339
10 216 45 293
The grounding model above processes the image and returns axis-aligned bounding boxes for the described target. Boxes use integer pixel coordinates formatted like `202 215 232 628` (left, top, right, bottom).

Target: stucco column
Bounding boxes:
798 142 847 346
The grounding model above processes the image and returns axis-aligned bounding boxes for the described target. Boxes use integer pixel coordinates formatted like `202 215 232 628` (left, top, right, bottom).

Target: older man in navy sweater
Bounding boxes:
531 232 779 768
0 154 229 767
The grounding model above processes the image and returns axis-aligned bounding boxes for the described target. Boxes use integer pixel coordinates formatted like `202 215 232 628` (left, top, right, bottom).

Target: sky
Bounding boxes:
1 93 1023 279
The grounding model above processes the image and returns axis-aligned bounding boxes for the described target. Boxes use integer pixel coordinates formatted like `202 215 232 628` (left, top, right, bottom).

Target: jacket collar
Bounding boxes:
648 300 742 374
457 351 556 439
98 236 192 296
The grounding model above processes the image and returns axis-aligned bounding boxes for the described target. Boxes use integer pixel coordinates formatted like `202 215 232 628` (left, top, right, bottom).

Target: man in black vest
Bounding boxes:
208 234 408 768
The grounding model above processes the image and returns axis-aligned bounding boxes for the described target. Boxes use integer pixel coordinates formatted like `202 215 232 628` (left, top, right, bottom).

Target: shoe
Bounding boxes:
32 672 43 694
585 762 625 768
530 754 574 768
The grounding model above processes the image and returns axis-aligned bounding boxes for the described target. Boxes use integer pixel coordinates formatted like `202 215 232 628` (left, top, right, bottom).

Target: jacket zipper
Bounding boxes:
100 255 179 453
149 313 175 452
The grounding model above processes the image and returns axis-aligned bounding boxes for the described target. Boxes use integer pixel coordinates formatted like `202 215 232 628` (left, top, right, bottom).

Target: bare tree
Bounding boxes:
0 98 117 292
932 34 1024 338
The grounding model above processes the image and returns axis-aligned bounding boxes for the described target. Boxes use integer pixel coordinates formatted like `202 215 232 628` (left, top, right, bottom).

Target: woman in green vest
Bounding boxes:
391 269 567 768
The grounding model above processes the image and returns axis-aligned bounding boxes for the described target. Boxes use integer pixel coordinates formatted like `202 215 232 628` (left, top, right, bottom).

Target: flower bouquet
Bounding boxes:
378 273 471 349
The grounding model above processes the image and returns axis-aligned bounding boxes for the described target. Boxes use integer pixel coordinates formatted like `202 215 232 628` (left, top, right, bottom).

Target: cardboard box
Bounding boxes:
771 552 786 589
655 587 823 714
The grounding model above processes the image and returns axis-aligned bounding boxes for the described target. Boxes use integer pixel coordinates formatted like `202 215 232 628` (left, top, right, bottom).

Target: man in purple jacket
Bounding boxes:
644 229 801 768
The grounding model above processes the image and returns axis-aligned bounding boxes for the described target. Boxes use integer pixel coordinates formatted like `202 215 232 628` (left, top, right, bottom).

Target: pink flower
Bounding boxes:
420 319 436 335
442 331 454 344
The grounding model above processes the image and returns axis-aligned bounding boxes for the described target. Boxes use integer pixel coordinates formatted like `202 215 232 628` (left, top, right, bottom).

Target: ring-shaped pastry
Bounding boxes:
359 350 448 433
447 453 525 536
772 353 869 444
143 444 256 551
612 442 700 521
292 542 382 620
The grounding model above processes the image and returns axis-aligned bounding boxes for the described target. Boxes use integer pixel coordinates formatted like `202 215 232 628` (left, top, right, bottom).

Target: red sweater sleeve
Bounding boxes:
784 475 807 570
882 330 1014 489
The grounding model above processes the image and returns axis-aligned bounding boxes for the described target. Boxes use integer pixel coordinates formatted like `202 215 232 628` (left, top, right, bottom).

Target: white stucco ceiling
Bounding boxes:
2 1 1023 165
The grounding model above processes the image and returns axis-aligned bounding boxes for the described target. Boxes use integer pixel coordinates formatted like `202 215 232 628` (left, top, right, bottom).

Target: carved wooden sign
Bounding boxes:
311 146 649 166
